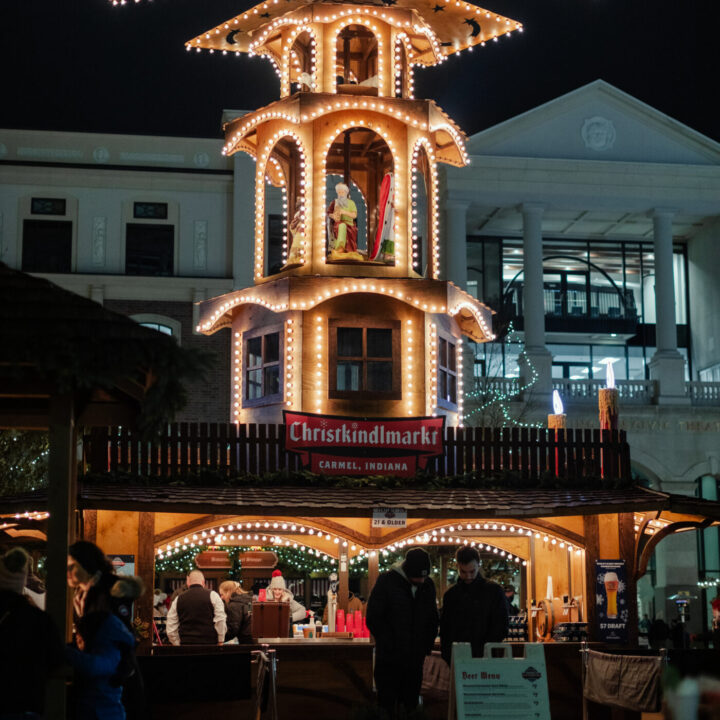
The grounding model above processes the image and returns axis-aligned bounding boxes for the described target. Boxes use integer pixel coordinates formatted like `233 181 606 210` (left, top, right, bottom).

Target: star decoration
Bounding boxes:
432 4 445 11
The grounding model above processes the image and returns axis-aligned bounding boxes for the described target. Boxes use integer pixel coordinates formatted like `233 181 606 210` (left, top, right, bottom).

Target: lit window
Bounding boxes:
438 337 458 406
330 320 400 399
245 332 281 403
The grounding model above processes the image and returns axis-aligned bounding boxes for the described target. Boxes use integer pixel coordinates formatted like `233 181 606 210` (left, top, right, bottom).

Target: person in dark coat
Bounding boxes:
504 584 520 616
440 546 509 665
0 546 65 718
366 547 439 717
67 540 146 720
219 580 253 644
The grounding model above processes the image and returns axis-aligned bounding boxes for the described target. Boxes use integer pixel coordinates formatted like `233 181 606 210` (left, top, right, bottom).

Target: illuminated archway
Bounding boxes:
255 131 310 278
322 126 394 262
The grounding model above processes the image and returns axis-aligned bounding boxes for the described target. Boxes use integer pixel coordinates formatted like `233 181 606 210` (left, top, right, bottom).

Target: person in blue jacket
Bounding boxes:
66 610 136 720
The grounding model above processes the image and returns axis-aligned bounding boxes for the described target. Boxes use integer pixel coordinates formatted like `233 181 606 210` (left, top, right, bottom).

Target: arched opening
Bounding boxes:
411 143 431 276
335 25 379 94
324 127 394 264
260 135 307 276
289 30 315 93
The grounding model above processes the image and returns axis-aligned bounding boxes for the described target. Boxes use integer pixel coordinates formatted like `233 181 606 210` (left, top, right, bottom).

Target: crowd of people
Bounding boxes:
0 538 517 719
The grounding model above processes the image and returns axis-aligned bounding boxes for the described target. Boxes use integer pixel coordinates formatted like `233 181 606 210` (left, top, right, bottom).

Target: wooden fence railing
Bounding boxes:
84 424 631 482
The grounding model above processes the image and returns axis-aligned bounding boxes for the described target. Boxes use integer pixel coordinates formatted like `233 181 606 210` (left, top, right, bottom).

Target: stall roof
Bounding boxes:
3 484 720 522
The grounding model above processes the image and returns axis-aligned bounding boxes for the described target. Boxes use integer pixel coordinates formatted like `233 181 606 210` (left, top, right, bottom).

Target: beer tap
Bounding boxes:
562 594 576 616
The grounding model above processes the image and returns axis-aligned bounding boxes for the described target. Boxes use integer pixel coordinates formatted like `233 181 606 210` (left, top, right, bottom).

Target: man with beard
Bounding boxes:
440 546 509 665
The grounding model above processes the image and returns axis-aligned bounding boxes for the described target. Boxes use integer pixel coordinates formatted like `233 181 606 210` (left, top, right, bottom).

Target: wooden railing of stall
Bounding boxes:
83 425 631 482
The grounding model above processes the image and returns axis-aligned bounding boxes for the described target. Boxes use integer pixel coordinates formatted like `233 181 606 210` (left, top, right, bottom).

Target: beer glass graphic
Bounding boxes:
604 572 619 618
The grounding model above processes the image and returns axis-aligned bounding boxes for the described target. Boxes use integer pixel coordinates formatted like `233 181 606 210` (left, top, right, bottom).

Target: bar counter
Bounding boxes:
140 638 374 720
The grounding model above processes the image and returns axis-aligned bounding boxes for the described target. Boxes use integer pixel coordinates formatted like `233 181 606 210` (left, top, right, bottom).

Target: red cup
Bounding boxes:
259 588 266 602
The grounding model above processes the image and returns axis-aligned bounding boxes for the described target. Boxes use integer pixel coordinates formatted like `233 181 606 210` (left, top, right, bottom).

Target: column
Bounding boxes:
46 393 77 720
232 153 255 290
443 200 470 289
519 203 552 396
648 208 689 403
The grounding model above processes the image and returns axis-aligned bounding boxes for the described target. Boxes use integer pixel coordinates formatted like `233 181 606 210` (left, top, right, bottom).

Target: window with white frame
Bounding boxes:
438 336 458 406
244 330 281 405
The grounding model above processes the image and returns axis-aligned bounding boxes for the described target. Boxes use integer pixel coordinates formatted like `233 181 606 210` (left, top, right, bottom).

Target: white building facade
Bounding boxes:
2 80 720 633
445 81 720 634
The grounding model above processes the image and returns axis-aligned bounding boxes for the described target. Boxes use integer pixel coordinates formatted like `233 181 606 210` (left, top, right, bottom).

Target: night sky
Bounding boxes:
2 0 717 141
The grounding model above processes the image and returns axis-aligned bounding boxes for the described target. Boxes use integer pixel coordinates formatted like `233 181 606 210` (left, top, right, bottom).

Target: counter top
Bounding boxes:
258 637 373 646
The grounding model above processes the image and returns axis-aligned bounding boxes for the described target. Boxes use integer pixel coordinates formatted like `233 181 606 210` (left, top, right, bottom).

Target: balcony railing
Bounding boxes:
686 381 720 406
472 377 720 406
83 424 631 482
552 379 656 405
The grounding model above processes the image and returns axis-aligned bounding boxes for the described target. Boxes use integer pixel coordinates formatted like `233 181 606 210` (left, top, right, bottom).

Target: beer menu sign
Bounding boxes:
595 559 628 643
283 411 445 477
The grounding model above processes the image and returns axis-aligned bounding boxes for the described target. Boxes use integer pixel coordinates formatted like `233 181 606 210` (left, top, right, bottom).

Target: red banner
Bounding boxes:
283 412 445 476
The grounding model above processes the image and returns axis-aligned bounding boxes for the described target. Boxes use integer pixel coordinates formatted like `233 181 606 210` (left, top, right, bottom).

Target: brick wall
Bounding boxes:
105 299 231 423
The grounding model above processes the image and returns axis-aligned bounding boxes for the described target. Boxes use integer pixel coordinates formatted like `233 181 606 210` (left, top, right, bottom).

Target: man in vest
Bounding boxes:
166 569 227 645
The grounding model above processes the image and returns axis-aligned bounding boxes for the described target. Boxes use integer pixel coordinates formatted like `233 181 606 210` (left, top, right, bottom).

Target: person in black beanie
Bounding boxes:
366 547 439 717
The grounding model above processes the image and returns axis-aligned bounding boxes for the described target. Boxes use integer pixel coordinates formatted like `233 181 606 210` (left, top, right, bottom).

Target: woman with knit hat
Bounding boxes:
0 546 64 719
266 569 307 622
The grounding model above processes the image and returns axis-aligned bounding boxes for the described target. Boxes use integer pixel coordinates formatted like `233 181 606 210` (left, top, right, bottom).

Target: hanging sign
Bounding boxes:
451 643 551 720
372 507 407 528
238 551 278 569
110 555 135 577
195 550 232 569
595 559 628 643
283 411 445 477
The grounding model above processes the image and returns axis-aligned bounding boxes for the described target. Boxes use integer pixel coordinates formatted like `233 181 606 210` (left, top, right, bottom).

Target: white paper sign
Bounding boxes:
451 642 551 720
371 507 407 527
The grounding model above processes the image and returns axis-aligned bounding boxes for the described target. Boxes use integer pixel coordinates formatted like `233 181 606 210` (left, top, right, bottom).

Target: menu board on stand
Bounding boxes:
450 642 550 720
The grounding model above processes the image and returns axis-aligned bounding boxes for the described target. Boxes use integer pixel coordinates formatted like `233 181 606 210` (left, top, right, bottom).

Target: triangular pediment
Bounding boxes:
467 80 720 165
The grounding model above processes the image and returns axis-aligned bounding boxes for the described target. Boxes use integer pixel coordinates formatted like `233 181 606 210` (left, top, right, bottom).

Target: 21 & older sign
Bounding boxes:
283 411 445 477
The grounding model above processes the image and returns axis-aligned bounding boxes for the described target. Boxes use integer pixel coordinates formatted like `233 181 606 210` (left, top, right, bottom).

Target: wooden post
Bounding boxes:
439 553 448 600
368 551 379 597
136 512 155 654
83 509 97 544
583 515 600 642
338 546 349 611
46 393 77 720
619 512 639 647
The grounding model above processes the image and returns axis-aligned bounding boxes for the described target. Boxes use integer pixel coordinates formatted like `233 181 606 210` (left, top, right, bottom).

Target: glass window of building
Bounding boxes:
139 322 173 336
438 337 458 406
468 236 690 380
22 219 72 273
329 320 399 398
126 223 174 276
245 331 281 404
